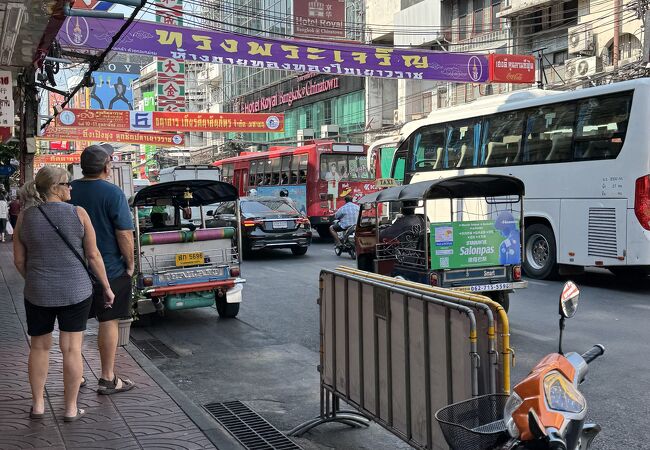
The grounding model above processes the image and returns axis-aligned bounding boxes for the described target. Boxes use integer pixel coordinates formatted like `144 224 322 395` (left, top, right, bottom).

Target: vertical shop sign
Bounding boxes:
155 0 185 112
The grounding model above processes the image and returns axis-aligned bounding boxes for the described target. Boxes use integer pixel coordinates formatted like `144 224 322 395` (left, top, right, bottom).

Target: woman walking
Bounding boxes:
13 166 115 421
0 194 8 242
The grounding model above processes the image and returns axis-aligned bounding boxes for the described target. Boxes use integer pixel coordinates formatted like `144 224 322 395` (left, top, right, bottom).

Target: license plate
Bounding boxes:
462 282 513 292
175 252 204 266
273 221 288 229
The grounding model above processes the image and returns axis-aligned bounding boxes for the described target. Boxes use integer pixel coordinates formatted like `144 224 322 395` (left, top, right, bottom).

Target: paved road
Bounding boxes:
139 239 649 449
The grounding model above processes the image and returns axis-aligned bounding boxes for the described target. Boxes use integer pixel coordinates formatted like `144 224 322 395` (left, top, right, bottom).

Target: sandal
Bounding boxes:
97 375 135 395
80 377 87 388
63 408 85 422
29 407 44 419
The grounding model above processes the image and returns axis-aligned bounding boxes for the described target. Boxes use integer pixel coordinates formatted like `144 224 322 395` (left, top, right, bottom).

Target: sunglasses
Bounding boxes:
57 182 72 187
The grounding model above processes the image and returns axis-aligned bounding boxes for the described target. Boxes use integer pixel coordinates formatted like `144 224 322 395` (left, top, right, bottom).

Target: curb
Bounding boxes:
125 342 244 450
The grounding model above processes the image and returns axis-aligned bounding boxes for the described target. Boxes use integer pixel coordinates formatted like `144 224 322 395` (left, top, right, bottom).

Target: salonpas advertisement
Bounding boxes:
430 214 521 269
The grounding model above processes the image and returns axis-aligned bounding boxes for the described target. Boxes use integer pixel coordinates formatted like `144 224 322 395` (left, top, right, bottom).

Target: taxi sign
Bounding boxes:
175 251 204 266
375 178 399 188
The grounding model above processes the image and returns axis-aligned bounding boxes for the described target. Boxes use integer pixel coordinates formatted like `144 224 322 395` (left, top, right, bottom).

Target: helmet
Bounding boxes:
248 188 257 197
279 189 289 197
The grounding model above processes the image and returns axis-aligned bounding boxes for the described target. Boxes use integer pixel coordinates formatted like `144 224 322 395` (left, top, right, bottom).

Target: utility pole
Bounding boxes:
614 0 621 68
641 0 650 63
19 67 37 184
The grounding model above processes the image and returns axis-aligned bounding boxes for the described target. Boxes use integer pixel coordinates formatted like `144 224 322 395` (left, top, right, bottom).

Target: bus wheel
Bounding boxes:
524 224 558 280
487 291 510 313
216 295 240 318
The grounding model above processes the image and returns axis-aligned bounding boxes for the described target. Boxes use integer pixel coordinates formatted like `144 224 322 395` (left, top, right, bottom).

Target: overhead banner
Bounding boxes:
58 18 490 83
55 109 285 133
40 127 185 147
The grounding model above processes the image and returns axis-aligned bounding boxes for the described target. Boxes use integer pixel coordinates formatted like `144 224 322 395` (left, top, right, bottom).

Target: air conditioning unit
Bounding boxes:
297 128 314 145
321 124 339 138
393 109 400 125
564 56 602 81
568 24 594 56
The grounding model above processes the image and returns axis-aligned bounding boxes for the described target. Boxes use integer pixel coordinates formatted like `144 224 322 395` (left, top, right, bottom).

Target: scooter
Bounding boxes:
334 221 356 260
436 281 605 450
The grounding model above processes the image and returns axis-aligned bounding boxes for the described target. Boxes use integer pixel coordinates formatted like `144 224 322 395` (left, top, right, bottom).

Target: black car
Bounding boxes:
208 197 312 258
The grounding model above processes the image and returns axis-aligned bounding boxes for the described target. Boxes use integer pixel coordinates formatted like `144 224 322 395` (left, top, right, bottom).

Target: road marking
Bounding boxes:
630 304 650 311
527 280 548 286
510 327 554 342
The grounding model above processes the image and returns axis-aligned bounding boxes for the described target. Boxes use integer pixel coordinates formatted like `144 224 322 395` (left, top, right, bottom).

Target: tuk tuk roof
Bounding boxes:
131 180 238 207
358 175 525 203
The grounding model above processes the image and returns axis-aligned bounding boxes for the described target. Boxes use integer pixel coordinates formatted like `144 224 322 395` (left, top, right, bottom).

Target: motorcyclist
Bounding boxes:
329 195 359 247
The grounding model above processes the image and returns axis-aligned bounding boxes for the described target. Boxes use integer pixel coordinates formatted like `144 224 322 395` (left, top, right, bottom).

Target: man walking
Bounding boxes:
70 145 135 394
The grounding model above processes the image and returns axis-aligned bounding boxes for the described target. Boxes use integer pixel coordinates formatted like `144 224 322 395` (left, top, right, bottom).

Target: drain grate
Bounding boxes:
130 337 180 359
204 401 303 450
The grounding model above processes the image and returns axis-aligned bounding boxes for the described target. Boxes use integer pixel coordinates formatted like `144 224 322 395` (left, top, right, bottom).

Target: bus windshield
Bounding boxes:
320 154 373 180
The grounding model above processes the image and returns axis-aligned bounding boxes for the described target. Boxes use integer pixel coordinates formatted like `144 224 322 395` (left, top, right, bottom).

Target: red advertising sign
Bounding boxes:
489 54 536 84
35 153 82 165
293 0 346 39
41 126 185 147
49 140 71 151
55 109 285 133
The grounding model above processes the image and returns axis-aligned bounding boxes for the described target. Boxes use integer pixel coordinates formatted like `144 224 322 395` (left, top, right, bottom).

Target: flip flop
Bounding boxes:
63 408 85 422
97 375 135 395
80 377 87 388
29 407 44 419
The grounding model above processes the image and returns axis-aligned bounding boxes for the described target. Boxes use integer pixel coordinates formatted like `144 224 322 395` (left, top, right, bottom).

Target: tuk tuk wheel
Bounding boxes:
357 254 374 272
216 294 240 318
291 246 308 256
487 291 510 313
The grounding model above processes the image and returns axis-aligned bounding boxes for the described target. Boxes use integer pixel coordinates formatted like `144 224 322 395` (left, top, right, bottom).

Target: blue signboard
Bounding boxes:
0 165 16 177
255 185 307 216
90 72 139 110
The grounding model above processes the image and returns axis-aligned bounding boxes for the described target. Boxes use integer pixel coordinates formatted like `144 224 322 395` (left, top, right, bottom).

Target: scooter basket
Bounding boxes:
435 394 509 450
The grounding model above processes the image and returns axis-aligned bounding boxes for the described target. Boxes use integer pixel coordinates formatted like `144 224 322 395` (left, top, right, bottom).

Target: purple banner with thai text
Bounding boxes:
58 18 489 83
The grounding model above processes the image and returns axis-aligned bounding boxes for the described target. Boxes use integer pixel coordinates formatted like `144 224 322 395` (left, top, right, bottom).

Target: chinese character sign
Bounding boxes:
58 18 490 83
0 71 14 127
294 0 346 39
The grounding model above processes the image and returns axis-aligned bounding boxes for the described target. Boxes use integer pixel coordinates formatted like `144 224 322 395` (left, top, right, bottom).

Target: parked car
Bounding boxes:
208 196 312 258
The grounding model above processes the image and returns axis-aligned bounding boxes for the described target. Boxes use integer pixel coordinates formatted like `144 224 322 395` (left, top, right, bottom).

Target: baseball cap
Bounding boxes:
80 144 114 175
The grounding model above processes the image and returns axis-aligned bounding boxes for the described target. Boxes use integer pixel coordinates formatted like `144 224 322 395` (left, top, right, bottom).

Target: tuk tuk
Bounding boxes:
355 174 527 311
132 179 244 320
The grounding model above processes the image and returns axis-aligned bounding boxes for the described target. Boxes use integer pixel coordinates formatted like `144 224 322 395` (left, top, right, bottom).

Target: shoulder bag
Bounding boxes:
37 205 100 292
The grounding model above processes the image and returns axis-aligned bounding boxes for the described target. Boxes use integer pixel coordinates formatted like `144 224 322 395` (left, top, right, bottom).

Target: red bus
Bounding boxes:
213 141 377 238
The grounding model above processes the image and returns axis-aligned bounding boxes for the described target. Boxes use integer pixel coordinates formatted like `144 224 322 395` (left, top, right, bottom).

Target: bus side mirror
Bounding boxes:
206 210 214 216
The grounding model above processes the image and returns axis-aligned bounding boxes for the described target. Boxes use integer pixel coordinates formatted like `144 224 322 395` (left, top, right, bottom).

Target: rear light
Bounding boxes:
243 219 261 227
297 217 311 227
230 266 240 277
635 175 650 230
512 265 522 281
429 273 439 286
143 276 154 287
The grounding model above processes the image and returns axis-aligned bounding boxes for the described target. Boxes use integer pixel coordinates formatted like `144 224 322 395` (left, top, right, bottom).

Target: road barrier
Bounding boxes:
290 269 513 449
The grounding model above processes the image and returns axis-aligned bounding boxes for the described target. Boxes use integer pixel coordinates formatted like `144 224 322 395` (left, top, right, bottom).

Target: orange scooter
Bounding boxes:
436 281 605 450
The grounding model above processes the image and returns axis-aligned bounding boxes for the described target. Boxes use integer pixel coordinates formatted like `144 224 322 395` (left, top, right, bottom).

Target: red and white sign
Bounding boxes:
489 54 536 84
41 125 185 147
55 109 285 133
73 0 100 9
294 0 346 39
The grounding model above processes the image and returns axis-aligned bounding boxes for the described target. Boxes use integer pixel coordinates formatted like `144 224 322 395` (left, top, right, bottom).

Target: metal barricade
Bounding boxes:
290 268 511 450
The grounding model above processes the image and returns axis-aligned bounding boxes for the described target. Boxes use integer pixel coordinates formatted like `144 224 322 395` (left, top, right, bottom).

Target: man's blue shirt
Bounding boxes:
335 202 360 229
70 179 133 279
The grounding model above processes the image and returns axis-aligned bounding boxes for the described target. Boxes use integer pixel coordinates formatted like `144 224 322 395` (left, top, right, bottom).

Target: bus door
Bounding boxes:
233 168 248 194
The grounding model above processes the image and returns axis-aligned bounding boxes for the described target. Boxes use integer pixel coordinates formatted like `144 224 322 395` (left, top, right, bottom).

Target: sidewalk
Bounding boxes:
0 243 240 450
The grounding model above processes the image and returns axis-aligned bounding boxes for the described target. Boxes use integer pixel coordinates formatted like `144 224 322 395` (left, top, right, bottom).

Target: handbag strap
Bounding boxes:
37 205 94 278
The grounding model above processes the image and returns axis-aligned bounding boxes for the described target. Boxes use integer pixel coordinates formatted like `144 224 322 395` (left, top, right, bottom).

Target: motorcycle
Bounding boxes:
435 281 605 450
334 220 356 260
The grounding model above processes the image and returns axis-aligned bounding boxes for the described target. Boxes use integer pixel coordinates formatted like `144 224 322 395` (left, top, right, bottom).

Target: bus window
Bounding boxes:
321 154 347 180
482 111 524 166
392 149 407 182
574 93 631 160
290 155 299 184
378 147 396 178
249 161 257 186
445 120 478 169
298 154 308 183
281 156 291 185
271 158 281 185
412 126 445 171
262 159 272 185
528 103 576 163
349 155 371 179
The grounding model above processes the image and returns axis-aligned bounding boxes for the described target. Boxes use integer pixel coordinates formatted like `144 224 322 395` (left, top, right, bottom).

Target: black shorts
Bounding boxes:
25 297 93 336
331 223 345 232
90 272 132 322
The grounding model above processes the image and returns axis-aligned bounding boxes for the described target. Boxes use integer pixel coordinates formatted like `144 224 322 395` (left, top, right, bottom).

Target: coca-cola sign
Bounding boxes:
489 54 536 84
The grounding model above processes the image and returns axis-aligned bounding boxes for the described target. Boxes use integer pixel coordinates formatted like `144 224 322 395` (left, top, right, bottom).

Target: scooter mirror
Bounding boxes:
182 207 192 220
559 280 580 319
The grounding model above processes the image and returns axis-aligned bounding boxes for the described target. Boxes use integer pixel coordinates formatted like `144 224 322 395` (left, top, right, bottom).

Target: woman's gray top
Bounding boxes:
21 202 93 307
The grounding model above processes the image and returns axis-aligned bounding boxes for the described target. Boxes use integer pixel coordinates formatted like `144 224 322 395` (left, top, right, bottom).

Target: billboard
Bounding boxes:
89 72 138 110
294 0 346 39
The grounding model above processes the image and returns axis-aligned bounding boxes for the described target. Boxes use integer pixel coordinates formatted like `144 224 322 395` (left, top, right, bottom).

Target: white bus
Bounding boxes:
382 78 650 279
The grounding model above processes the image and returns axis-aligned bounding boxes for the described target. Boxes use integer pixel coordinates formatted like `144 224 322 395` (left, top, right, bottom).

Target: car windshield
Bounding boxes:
241 200 297 214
